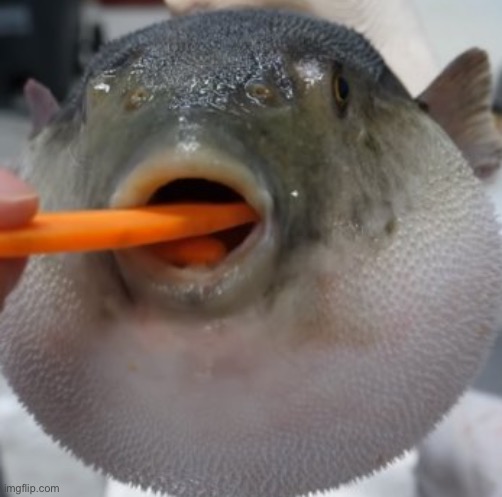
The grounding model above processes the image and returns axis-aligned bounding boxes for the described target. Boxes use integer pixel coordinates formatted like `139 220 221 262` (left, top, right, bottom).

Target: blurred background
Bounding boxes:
0 1 501 496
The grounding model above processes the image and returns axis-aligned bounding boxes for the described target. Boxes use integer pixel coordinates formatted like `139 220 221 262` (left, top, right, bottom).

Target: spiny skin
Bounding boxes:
1 9 502 497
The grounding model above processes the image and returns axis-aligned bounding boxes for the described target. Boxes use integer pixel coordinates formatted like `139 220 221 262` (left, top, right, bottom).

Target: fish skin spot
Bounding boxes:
124 87 152 111
245 80 279 106
385 218 398 236
476 324 492 338
363 133 383 156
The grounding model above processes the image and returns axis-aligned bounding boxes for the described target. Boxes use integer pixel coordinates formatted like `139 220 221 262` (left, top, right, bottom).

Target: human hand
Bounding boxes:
163 0 310 15
0 168 38 307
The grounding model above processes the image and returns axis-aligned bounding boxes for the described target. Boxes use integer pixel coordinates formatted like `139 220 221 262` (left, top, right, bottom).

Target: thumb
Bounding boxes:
0 169 38 306
0 168 39 229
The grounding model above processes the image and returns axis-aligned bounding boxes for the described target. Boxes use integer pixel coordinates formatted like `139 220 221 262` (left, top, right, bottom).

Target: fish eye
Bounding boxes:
333 75 350 112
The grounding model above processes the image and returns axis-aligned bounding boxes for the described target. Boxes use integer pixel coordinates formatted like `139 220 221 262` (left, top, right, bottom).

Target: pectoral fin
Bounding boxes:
417 49 502 179
493 68 502 134
24 79 60 138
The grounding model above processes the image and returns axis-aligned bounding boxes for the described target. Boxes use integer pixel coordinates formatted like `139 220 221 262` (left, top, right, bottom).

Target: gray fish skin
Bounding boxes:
1 9 502 497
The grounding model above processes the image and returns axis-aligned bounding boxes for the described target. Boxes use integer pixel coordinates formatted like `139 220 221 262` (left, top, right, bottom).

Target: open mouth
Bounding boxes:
110 150 272 276
145 178 259 268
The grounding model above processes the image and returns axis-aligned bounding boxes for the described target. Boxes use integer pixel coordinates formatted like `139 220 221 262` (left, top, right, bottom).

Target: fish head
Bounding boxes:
2 9 502 497
53 9 418 312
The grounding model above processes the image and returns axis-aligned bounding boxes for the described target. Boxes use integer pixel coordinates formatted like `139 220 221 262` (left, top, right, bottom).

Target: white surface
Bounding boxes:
101 6 170 39
413 0 502 76
0 376 105 497
416 391 502 497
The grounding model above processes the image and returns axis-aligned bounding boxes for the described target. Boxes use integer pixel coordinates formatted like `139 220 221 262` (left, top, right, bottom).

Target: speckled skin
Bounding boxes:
1 9 502 497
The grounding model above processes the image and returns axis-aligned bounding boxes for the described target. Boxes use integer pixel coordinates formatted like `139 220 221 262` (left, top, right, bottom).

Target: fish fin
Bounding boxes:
163 0 311 16
493 68 502 134
24 79 60 138
417 48 502 179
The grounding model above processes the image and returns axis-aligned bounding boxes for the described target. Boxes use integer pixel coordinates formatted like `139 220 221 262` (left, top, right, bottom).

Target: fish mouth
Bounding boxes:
110 147 276 309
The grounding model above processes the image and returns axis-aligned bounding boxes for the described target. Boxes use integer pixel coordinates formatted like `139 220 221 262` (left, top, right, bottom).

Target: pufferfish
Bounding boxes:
2 8 502 497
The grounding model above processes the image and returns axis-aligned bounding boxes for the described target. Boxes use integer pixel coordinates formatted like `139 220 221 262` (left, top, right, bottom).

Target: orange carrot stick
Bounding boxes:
0 203 258 257
151 236 227 267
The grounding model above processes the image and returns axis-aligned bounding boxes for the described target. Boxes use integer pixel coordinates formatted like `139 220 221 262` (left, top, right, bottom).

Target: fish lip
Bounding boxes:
110 147 271 217
109 146 276 306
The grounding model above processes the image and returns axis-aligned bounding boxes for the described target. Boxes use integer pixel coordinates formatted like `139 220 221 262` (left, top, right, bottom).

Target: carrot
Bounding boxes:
0 203 258 258
150 236 227 266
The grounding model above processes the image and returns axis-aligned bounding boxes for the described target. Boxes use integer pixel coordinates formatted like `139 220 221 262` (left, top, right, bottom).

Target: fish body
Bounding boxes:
1 9 502 497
